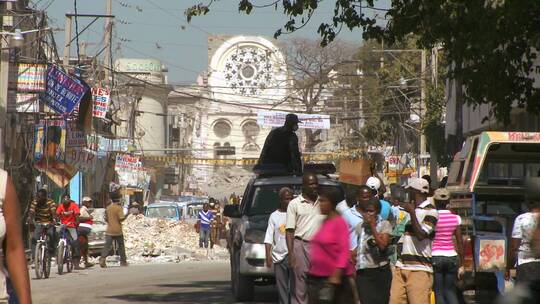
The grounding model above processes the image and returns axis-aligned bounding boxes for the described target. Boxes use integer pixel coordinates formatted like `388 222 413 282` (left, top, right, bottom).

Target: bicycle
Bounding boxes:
34 224 52 279
56 225 73 275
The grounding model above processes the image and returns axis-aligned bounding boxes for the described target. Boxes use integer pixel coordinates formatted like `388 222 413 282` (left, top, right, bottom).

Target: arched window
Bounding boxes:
242 120 260 140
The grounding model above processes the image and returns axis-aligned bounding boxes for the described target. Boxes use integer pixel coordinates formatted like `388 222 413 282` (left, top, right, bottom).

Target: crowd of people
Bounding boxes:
263 172 540 304
27 189 129 270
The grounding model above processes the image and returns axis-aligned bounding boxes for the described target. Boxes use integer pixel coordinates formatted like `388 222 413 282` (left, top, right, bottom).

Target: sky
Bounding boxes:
38 0 388 84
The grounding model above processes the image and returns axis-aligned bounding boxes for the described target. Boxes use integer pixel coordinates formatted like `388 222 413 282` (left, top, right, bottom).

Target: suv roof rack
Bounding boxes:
253 164 289 176
253 163 337 177
304 163 336 175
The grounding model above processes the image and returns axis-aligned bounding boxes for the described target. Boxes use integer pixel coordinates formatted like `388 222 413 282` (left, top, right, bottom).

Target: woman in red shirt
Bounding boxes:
307 187 356 304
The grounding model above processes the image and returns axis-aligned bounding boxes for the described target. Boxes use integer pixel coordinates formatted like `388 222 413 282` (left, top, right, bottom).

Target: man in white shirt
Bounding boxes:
336 187 357 215
507 199 540 283
286 172 322 304
265 187 295 304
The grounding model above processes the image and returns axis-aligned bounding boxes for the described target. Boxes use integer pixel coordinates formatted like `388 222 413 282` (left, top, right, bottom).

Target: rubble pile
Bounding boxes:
122 215 229 264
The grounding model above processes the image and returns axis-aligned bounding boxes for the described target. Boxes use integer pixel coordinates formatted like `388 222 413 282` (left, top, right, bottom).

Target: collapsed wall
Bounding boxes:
122 215 228 264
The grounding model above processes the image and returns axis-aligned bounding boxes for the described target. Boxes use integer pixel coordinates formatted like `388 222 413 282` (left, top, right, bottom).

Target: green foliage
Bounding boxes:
424 83 449 166
185 0 540 123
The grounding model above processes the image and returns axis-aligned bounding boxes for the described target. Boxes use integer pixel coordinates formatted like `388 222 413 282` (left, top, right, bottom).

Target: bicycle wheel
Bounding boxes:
43 247 51 279
57 242 64 275
66 244 73 273
34 243 43 279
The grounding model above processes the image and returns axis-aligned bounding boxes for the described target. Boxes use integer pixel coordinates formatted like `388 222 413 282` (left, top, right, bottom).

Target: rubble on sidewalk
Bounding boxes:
122 215 229 264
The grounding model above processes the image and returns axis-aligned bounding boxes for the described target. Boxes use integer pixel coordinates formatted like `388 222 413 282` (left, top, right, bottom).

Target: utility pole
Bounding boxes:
419 49 427 175
429 47 439 187
104 0 112 85
63 15 72 67
0 1 14 169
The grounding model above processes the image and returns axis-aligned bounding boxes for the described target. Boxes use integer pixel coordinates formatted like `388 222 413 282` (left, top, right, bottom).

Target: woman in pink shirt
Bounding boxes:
307 187 356 304
432 189 463 304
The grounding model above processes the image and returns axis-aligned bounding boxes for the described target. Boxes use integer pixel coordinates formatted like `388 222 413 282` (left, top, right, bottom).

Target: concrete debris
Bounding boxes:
122 215 229 264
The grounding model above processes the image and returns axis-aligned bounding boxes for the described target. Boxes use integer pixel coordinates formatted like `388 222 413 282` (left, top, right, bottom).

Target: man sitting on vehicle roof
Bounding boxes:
258 113 303 175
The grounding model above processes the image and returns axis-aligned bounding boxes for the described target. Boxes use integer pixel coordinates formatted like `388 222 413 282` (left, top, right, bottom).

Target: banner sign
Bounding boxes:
43 66 88 115
257 110 330 129
91 87 110 118
66 148 97 171
9 63 47 92
67 122 87 147
115 154 142 172
87 135 130 156
7 92 39 113
115 154 148 188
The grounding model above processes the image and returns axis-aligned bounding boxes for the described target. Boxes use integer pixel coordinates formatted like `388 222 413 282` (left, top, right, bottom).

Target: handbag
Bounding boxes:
318 281 336 303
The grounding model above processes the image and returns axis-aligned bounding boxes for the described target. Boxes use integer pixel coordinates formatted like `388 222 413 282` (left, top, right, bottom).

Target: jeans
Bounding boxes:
199 229 210 248
433 256 459 304
31 224 55 259
516 261 540 283
356 264 392 304
58 226 80 260
101 235 127 263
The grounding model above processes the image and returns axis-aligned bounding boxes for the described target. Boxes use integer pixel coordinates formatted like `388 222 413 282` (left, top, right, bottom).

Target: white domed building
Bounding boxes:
168 35 297 196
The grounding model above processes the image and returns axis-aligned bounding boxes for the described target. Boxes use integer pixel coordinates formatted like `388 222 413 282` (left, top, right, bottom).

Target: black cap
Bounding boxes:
110 192 122 203
285 113 301 124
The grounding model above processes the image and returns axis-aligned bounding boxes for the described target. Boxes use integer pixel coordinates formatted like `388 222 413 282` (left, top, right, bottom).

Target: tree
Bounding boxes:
278 38 354 151
186 0 540 123
336 38 424 153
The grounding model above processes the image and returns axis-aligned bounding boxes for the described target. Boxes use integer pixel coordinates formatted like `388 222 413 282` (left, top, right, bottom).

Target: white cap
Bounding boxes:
82 196 92 202
405 177 430 194
366 177 381 191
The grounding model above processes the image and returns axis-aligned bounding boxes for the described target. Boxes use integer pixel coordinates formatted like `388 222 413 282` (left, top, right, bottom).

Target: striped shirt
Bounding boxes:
29 199 56 224
198 210 214 230
396 200 439 273
432 210 461 257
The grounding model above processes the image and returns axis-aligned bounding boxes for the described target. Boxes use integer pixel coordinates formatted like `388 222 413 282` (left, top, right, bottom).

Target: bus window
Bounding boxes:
464 138 479 184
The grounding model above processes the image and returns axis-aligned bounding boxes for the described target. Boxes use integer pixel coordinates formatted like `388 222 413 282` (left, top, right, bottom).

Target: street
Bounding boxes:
31 261 277 304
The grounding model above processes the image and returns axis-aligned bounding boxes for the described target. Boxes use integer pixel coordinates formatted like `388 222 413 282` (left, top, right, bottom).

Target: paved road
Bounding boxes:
31 261 277 304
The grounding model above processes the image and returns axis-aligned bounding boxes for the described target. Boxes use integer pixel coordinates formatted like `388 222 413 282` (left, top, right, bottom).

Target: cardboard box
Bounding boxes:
339 158 371 186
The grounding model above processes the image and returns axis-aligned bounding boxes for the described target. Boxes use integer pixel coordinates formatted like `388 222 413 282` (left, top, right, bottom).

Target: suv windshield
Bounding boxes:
247 184 344 216
146 206 178 219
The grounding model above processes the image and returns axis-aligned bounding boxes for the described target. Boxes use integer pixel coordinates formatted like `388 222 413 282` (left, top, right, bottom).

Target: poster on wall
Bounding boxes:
92 87 110 118
115 154 148 188
257 110 330 129
34 120 66 163
42 66 88 115
34 119 76 187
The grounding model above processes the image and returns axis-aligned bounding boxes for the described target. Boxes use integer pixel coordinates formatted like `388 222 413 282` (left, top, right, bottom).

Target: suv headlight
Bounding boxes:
244 229 265 244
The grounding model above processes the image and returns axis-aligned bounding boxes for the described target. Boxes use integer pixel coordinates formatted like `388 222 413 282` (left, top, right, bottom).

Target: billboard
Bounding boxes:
42 66 88 115
257 110 330 129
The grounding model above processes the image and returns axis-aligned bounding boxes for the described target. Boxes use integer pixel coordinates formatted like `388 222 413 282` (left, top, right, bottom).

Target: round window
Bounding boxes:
241 65 256 79
213 120 232 138
242 120 260 138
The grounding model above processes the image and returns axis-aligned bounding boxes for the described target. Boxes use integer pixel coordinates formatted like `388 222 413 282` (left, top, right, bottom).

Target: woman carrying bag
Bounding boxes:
307 187 357 304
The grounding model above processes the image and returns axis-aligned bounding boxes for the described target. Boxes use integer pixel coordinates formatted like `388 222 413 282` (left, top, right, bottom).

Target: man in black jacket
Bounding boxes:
259 113 302 174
